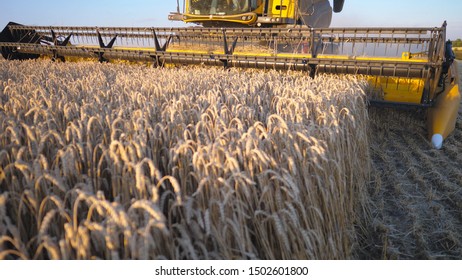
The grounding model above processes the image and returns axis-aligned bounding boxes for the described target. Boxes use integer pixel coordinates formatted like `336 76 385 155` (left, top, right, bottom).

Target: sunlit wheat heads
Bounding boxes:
0 59 370 260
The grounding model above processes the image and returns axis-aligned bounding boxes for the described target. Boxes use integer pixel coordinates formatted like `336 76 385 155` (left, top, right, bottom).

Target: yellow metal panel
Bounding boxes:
368 77 425 104
317 54 428 63
428 61 461 139
182 13 258 25
271 0 295 18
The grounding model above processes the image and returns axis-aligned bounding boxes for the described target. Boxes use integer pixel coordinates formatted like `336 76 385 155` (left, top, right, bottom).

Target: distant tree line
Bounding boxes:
452 39 462 48
452 39 462 60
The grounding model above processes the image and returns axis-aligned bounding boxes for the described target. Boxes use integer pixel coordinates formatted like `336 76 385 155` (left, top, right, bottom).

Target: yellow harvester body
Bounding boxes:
169 0 343 28
428 61 460 141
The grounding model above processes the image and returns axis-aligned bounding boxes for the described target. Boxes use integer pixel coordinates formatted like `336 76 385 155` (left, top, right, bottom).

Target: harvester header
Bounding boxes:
0 2 459 148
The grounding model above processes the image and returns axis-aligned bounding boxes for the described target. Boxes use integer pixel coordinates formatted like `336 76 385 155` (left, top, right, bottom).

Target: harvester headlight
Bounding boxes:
242 16 247 21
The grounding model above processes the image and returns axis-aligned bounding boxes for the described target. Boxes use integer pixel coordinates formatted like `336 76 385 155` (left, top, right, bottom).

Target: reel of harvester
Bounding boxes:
0 21 459 148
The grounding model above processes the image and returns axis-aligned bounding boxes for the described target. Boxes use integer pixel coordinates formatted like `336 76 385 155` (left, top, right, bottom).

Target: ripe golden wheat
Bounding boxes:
0 59 370 259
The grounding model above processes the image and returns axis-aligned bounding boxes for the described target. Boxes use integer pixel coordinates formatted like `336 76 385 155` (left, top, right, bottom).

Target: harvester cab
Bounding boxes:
0 2 460 149
168 0 345 28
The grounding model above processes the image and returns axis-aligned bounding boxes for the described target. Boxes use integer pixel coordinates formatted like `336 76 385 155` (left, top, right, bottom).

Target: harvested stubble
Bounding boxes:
363 94 462 259
0 59 370 259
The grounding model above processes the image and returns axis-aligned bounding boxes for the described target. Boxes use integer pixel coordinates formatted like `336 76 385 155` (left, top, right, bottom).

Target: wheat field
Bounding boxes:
0 59 370 260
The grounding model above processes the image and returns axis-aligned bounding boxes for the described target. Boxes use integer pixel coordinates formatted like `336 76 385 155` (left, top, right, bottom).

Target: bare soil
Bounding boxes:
359 62 462 259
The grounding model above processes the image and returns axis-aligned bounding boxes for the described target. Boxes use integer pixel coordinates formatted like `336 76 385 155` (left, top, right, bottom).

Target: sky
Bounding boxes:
1 0 461 39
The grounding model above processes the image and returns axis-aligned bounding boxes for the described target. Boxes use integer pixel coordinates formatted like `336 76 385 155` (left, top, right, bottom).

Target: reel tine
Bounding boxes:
222 29 238 55
163 35 173 51
107 35 118 49
230 37 239 55
222 29 229 54
153 30 162 52
51 29 57 45
62 33 73 46
97 30 105 48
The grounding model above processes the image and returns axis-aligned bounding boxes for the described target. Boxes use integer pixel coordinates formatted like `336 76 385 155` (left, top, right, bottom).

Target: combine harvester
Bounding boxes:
0 0 459 149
